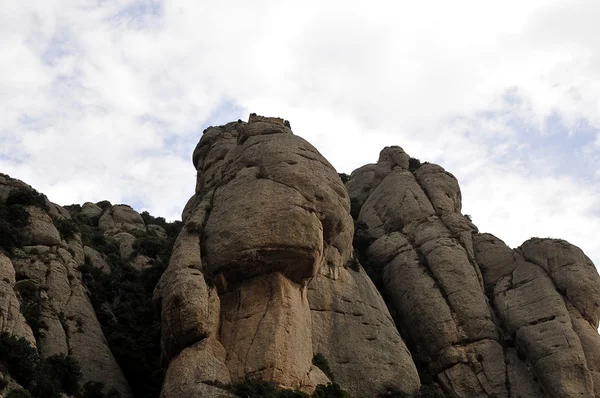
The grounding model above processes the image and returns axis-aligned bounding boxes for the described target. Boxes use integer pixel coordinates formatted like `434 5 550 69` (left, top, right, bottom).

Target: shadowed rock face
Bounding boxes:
155 115 421 397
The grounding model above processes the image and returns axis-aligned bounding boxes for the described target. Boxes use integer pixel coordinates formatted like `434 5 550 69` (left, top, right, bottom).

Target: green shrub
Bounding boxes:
0 333 84 398
133 236 164 258
313 383 350 398
6 189 48 210
79 254 167 397
43 354 82 395
140 211 166 227
0 219 19 251
312 353 333 380
54 218 79 239
14 280 42 339
0 333 39 385
81 381 121 398
0 203 29 251
408 157 422 172
338 173 350 184
77 211 181 398
6 204 29 227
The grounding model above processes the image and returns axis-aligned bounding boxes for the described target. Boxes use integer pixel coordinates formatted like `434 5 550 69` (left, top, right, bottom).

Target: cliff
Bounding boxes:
1 114 599 398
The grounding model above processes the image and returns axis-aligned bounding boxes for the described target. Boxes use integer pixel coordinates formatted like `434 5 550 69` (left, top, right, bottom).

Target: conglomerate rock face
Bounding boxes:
0 174 132 398
2 115 600 398
155 114 421 397
347 146 600 397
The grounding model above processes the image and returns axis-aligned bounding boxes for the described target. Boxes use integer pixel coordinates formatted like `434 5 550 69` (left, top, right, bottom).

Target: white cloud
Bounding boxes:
1 0 600 264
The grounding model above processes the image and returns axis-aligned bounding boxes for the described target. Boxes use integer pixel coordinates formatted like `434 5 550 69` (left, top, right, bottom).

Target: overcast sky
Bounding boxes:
1 0 600 265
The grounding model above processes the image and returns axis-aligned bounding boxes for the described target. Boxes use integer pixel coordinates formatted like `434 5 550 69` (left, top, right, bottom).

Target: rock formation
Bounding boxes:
0 174 132 398
348 147 600 397
155 115 420 397
2 114 600 398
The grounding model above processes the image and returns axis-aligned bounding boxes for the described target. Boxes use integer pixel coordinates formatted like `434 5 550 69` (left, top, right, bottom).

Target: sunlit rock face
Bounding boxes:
155 115 421 397
3 114 600 398
348 148 600 397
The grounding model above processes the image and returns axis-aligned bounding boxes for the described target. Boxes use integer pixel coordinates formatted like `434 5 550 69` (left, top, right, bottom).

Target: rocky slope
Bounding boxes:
0 175 182 398
1 114 599 398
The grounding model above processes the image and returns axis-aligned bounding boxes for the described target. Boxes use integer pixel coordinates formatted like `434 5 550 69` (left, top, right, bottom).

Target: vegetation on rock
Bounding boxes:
14 280 43 340
0 333 84 398
71 205 182 398
0 203 29 252
312 353 333 380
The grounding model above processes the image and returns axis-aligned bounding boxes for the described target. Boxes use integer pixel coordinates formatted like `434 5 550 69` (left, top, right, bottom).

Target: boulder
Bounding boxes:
24 206 61 246
98 204 146 234
81 202 103 220
83 246 111 274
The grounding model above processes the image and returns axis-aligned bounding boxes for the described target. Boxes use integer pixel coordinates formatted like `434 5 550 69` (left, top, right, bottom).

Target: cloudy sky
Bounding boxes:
1 0 600 264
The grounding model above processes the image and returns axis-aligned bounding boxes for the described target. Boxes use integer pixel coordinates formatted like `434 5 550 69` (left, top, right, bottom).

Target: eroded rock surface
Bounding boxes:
348 149 501 396
155 115 420 397
474 234 600 397
0 176 132 398
3 116 600 398
348 148 600 397
0 252 35 345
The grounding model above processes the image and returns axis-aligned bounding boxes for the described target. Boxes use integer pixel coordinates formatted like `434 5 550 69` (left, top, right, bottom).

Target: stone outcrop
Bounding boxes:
474 234 600 397
349 150 504 397
155 115 421 397
348 147 600 397
99 204 146 235
0 252 35 345
0 176 132 398
2 116 600 398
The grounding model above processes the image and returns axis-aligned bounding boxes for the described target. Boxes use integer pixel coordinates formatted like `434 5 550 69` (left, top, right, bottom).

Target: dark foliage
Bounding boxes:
408 157 422 172
29 354 82 398
5 189 48 210
54 218 79 239
42 354 82 395
140 211 166 227
81 381 122 398
0 203 29 251
140 211 183 244
312 353 333 380
312 383 350 398
14 280 42 340
78 216 181 398
338 173 350 184
133 236 164 258
0 333 83 398
79 259 164 398
65 204 101 228
0 333 38 385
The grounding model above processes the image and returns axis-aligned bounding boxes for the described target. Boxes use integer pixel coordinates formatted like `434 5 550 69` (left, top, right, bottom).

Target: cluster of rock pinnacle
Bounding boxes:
1 114 599 397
